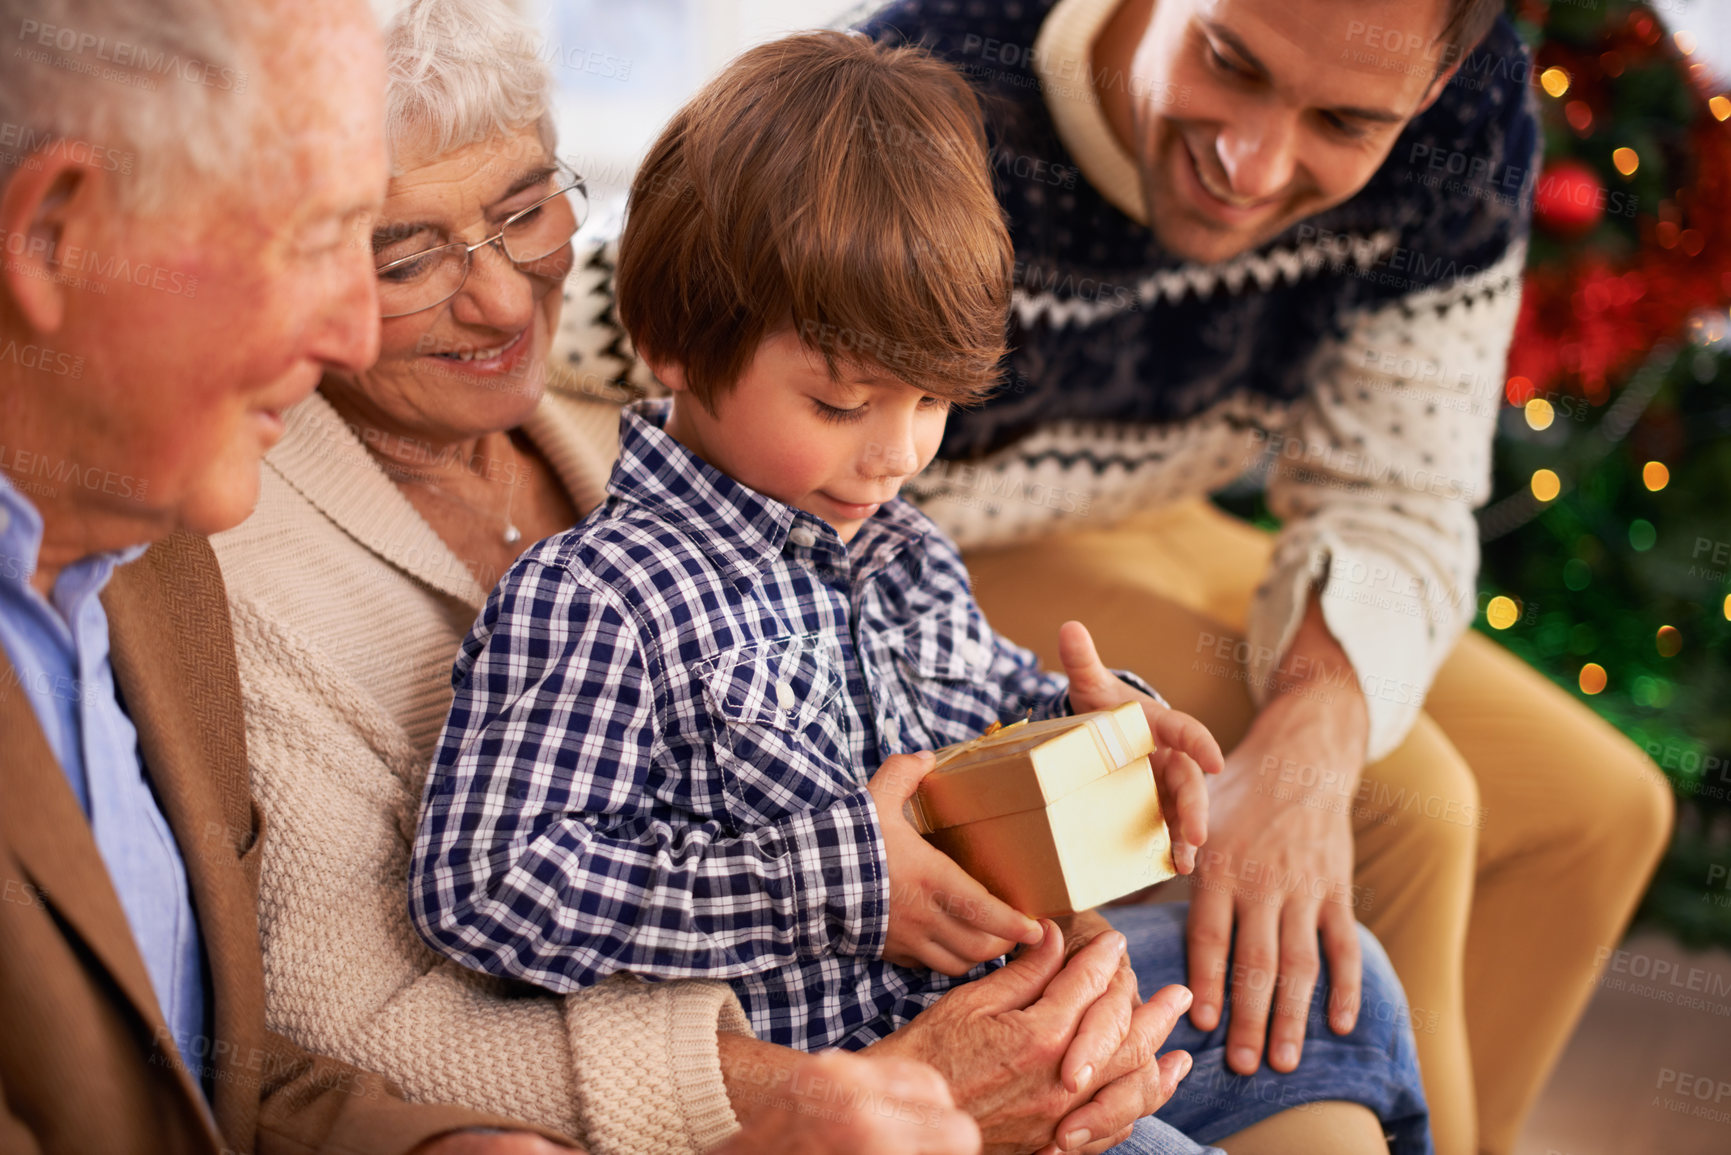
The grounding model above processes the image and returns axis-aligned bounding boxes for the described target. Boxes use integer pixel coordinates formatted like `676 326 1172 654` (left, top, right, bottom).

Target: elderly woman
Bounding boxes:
210 1 1428 1153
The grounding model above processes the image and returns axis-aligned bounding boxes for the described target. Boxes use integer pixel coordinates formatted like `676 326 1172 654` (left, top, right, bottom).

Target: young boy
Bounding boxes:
409 31 1222 1054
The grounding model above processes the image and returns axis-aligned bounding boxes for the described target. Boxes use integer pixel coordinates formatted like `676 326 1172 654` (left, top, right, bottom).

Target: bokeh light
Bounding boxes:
1486 596 1521 630
1613 147 1640 176
1540 67 1571 98
1656 625 1682 657
1531 469 1561 501
1579 663 1608 695
1642 461 1670 491
1525 397 1555 430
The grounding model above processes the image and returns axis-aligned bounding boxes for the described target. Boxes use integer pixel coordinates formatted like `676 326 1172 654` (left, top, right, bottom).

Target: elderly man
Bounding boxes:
834 1 1674 1153
0 1 985 1153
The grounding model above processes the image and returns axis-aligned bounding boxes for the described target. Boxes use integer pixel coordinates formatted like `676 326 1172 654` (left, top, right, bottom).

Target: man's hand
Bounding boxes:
868 920 1194 1155
712 1051 982 1155
1184 595 1367 1076
868 752 1043 975
1057 620 1222 874
410 1132 578 1154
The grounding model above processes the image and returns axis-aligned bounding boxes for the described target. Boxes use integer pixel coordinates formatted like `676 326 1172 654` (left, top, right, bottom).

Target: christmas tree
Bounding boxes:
1481 0 1731 946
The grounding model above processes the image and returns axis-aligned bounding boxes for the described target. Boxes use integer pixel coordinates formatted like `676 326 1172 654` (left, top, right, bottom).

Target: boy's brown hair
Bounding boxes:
615 30 1012 409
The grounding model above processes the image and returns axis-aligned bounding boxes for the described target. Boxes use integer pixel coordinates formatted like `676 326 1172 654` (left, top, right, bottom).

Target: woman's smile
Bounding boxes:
426 325 532 373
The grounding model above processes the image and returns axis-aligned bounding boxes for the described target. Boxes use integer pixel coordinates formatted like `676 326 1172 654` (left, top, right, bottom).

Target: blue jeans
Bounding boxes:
1100 902 1432 1155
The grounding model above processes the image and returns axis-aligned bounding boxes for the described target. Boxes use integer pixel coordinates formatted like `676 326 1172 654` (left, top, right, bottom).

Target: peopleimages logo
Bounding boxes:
0 122 133 173
16 20 249 93
0 228 199 299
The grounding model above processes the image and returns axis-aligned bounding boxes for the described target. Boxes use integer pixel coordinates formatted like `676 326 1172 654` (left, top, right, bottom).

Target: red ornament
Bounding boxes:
1533 160 1606 237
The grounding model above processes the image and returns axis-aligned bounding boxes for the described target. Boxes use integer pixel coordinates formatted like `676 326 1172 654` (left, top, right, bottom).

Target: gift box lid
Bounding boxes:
908 701 1154 833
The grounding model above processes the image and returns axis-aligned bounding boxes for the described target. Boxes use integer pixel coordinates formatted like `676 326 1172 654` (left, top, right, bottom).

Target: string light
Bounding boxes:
1579 663 1608 695
1531 469 1561 501
1711 95 1731 122
1525 397 1555 430
1540 67 1571 98
1613 147 1640 176
1642 461 1670 490
1486 596 1520 630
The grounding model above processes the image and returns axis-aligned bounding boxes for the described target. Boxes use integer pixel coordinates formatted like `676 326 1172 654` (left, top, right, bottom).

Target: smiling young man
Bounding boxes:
840 2 1674 1154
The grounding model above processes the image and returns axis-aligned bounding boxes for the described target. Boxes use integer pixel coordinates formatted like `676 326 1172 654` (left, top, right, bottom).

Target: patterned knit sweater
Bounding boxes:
557 0 1538 761
210 381 750 1155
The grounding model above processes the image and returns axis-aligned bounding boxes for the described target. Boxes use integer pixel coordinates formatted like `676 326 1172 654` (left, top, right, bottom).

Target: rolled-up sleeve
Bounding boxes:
1250 242 1525 760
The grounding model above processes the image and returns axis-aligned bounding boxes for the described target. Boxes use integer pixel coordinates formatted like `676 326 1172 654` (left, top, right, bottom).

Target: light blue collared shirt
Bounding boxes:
0 475 208 1091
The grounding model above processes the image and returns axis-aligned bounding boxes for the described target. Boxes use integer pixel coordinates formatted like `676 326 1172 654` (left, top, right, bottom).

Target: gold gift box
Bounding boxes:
908 701 1176 918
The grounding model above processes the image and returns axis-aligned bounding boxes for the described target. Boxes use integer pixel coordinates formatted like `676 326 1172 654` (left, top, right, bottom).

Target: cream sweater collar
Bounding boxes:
265 385 616 608
1035 0 1149 225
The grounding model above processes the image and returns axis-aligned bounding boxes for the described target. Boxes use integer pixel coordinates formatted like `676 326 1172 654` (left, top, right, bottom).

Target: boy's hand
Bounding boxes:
867 752 1044 975
1057 620 1223 875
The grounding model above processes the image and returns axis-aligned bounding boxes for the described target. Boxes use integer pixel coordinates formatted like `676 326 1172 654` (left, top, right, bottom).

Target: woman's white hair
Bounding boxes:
0 0 262 214
375 0 555 171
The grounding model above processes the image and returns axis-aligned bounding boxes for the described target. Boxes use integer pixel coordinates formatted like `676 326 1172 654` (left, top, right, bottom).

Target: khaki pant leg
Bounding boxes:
1420 631 1674 1155
963 500 1478 1155
1345 713 1480 1155
1216 1100 1389 1155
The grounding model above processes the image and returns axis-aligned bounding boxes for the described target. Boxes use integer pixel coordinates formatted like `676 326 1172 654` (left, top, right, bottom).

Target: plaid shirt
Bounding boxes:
411 399 1149 1051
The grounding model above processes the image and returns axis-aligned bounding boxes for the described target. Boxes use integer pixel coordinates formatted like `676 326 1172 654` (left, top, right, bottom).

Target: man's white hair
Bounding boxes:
0 0 264 214
377 0 555 172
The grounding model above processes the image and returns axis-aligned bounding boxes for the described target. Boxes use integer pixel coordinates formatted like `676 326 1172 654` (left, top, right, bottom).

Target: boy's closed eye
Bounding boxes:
810 395 950 425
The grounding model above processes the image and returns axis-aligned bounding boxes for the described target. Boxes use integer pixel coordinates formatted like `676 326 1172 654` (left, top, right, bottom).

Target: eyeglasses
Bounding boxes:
373 164 588 319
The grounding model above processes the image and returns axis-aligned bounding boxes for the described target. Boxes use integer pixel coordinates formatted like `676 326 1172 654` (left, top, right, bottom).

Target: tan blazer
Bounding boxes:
0 532 555 1154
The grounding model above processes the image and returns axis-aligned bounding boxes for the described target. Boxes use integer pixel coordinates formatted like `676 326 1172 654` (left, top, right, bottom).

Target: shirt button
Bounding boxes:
776 680 798 712
788 526 817 548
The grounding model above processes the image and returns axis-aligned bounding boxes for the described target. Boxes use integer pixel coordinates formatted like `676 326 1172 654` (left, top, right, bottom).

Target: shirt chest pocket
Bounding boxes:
700 635 853 826
884 601 1002 750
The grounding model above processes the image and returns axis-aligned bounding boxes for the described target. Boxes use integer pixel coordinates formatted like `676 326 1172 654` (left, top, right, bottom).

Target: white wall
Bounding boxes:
522 0 862 202
1669 0 1731 82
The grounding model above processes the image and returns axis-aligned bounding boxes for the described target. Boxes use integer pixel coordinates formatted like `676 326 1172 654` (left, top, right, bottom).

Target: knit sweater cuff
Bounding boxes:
669 982 754 1153
566 975 752 1155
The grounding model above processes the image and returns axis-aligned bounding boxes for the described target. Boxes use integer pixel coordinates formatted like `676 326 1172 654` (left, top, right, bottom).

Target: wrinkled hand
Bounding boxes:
1057 620 1222 874
712 1050 982 1155
869 920 1195 1155
868 751 1043 975
1185 692 1364 1077
410 1132 578 1154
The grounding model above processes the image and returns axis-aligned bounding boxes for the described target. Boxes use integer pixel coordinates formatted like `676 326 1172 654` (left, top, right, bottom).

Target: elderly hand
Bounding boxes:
712 1050 982 1155
1056 621 1221 875
868 920 1194 1155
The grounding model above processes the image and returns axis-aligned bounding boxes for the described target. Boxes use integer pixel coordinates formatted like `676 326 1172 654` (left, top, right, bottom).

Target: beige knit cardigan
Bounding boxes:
209 381 751 1155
